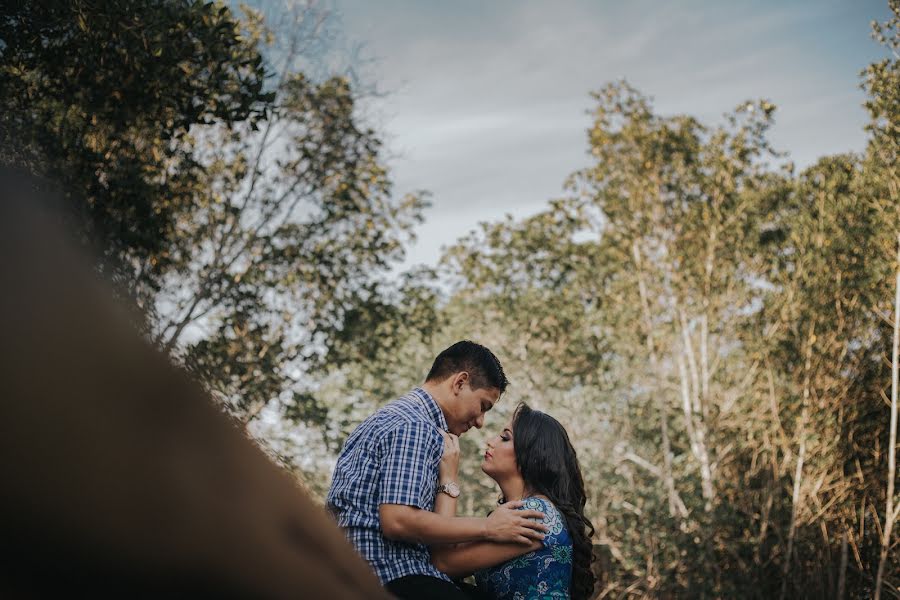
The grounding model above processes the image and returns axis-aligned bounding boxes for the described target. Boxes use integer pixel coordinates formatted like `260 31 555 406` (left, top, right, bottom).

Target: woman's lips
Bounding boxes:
484 451 492 460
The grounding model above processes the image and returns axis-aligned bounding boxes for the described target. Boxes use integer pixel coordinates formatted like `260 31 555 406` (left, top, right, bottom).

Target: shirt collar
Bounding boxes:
411 387 449 432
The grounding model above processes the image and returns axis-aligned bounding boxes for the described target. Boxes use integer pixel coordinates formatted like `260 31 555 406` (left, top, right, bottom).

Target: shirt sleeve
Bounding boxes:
377 420 441 509
518 498 562 548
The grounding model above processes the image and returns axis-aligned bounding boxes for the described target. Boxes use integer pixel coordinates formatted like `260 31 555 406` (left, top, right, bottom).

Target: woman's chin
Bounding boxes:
481 464 501 484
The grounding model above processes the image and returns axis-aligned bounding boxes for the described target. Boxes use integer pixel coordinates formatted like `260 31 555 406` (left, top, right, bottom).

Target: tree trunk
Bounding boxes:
779 420 806 600
676 347 715 510
680 309 703 416
632 241 688 522
837 527 848 600
700 312 710 422
674 299 715 510
874 234 900 600
779 324 815 600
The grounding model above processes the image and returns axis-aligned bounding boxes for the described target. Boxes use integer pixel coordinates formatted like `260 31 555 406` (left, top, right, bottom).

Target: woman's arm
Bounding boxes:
431 539 542 578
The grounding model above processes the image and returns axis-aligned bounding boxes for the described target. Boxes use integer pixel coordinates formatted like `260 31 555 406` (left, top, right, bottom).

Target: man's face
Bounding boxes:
448 380 500 436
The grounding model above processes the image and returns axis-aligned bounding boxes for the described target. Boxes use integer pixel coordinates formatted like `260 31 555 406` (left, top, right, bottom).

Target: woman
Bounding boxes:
431 403 595 599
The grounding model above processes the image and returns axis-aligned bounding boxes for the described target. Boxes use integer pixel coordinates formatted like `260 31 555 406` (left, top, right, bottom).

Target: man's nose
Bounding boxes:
475 414 485 429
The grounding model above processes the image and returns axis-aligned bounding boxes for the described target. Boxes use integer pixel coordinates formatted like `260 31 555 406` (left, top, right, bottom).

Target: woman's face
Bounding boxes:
481 419 518 480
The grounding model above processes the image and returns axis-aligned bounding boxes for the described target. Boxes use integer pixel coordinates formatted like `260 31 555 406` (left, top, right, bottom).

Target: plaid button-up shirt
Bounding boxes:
326 388 451 585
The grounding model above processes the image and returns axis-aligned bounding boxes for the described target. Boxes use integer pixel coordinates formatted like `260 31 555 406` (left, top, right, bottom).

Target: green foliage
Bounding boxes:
0 1 269 299
152 62 427 422
1 2 427 431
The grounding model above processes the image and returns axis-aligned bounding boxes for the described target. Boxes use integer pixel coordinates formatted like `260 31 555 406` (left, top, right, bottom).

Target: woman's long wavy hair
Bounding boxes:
509 403 596 600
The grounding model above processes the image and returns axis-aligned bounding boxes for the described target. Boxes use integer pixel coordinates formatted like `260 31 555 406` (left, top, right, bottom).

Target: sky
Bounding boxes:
330 0 893 269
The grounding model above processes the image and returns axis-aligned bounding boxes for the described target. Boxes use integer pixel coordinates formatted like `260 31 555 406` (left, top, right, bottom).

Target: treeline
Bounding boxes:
308 5 900 599
2 1 898 598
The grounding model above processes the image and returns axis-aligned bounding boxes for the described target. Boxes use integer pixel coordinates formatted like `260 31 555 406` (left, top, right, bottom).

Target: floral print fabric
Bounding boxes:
474 497 572 599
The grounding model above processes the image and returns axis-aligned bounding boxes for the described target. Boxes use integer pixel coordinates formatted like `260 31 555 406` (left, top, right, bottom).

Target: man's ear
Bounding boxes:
451 371 469 394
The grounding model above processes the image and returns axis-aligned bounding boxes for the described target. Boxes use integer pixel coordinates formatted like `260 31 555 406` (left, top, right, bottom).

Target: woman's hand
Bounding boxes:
439 430 460 481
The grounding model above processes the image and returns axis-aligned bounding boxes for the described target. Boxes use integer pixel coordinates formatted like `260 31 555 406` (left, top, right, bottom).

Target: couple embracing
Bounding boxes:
326 341 595 600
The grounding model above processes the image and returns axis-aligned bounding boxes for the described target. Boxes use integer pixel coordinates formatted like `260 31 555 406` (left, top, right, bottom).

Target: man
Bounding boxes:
326 341 548 599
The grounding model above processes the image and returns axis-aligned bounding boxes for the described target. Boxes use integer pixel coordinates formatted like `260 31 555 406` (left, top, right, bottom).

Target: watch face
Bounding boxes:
440 482 460 498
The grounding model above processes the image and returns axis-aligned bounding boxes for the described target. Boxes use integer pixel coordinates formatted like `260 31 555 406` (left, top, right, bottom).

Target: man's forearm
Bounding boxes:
380 505 486 546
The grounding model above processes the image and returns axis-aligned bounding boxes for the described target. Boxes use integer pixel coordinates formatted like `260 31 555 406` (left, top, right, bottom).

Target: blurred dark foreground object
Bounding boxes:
0 169 392 599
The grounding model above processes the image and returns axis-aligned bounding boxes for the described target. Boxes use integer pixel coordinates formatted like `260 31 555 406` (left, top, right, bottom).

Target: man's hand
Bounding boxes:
484 501 548 544
439 431 460 481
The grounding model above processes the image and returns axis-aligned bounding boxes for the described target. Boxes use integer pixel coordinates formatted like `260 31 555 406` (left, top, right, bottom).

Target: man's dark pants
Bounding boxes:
386 575 470 599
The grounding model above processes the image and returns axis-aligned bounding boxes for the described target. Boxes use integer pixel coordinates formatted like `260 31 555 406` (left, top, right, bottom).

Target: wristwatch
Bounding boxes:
436 481 460 498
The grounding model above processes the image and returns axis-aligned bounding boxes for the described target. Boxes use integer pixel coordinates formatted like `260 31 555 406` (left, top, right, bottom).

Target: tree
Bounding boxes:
151 4 427 425
864 2 900 597
748 153 889 597
0 0 269 301
1 1 428 430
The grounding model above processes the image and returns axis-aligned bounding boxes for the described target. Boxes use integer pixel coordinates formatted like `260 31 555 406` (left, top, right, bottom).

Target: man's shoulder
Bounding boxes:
376 392 429 422
363 392 439 437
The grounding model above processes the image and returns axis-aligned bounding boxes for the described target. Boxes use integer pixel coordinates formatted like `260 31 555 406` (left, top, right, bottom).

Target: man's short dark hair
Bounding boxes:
425 340 508 394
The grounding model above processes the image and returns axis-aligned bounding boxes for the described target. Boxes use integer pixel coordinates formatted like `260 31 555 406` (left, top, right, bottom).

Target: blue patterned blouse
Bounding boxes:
474 497 573 599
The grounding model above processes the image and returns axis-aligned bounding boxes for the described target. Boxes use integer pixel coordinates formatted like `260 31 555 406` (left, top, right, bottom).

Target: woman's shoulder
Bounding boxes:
520 497 567 541
521 496 553 508
520 496 559 516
